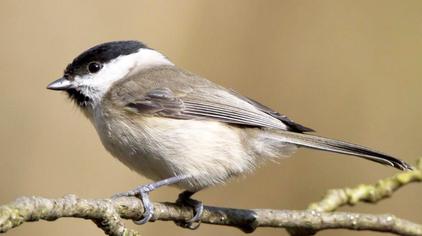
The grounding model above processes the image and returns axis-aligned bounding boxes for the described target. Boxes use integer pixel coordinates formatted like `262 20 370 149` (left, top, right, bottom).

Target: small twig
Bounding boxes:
308 158 422 212
287 157 422 235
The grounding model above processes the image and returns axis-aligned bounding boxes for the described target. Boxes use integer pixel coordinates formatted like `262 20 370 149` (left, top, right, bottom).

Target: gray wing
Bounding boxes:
125 86 303 131
229 91 314 132
114 66 312 132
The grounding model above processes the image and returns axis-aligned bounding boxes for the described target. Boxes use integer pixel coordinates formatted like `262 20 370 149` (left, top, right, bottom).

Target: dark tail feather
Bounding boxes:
276 130 412 171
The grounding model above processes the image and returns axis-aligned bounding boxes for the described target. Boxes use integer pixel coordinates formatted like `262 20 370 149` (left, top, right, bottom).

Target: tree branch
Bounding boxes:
1 195 422 236
0 158 421 236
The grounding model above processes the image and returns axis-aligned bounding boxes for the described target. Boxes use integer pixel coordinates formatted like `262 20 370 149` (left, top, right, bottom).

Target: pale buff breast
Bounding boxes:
92 106 257 191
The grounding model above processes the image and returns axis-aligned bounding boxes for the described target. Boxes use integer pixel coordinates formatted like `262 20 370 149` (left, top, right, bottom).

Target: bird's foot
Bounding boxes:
174 190 203 229
113 184 156 224
112 176 190 225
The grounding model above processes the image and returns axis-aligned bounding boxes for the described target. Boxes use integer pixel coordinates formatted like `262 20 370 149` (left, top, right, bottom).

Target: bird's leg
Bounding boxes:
113 175 189 225
174 190 204 229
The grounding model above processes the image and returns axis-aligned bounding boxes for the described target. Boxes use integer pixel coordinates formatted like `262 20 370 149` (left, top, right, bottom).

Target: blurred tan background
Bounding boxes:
1 0 421 235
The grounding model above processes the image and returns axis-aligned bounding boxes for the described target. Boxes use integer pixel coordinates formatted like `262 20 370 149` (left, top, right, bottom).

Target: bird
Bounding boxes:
47 40 411 227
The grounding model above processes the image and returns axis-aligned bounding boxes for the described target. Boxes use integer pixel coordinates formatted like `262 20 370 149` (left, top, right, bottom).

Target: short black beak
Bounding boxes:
47 77 73 90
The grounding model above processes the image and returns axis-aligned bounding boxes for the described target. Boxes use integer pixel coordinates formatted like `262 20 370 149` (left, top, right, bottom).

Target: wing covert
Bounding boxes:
126 87 288 130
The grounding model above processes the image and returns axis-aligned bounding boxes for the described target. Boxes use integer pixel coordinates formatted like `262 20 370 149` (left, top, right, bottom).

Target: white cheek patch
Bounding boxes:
126 48 174 77
75 48 174 106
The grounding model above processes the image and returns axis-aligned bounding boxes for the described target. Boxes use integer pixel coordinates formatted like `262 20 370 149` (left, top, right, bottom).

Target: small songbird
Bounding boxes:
47 40 411 227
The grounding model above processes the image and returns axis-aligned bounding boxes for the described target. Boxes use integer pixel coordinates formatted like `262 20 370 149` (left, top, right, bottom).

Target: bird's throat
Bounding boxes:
66 88 91 107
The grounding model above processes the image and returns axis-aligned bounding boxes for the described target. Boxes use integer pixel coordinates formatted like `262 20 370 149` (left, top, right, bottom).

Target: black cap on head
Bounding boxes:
64 40 147 77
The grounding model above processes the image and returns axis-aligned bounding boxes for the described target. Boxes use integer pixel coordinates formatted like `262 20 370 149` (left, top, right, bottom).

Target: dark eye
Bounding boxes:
87 62 102 73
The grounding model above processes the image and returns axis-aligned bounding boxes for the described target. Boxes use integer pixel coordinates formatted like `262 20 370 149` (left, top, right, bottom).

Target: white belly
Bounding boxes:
93 111 256 191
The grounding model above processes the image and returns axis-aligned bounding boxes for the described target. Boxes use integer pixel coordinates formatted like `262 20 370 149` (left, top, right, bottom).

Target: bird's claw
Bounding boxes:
113 184 156 225
133 199 154 225
175 191 203 229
